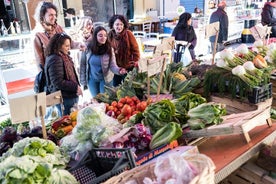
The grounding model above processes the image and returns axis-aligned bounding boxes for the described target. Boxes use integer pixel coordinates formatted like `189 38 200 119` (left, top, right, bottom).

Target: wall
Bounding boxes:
81 0 130 22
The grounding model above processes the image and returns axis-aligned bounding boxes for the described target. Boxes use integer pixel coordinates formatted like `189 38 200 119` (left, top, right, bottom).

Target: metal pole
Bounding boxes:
113 0 117 14
22 0 31 32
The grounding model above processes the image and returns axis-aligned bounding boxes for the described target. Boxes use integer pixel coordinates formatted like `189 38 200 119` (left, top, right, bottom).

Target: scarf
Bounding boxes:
59 52 78 84
110 29 129 67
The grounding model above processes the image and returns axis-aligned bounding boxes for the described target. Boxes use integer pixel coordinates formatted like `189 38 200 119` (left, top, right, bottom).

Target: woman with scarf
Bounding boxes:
108 14 140 86
80 26 127 97
45 33 83 115
172 12 197 62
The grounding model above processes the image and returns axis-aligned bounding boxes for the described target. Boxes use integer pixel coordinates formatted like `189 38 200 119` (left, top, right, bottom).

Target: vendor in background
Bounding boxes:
108 14 140 87
172 12 197 61
45 33 83 115
80 26 126 97
209 0 228 53
261 0 276 38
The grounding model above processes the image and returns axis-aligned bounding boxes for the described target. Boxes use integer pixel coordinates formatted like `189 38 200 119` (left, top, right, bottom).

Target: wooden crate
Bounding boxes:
182 96 273 143
219 157 276 184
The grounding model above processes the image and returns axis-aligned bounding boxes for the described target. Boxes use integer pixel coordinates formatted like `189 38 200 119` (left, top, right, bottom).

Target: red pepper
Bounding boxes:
51 115 70 131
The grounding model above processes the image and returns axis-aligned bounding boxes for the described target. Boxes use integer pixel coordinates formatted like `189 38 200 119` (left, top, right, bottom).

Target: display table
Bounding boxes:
198 121 276 183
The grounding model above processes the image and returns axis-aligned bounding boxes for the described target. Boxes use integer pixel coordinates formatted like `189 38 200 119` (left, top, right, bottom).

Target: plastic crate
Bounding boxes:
248 83 272 104
68 148 136 184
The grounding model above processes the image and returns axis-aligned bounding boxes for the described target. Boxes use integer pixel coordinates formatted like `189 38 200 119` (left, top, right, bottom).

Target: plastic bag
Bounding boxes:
181 47 192 67
153 153 199 184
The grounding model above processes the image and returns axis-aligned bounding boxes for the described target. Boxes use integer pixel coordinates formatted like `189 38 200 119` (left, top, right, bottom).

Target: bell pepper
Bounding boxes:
149 122 182 150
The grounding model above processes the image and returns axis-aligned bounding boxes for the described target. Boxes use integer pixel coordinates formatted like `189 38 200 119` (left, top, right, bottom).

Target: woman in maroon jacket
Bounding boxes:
108 14 140 86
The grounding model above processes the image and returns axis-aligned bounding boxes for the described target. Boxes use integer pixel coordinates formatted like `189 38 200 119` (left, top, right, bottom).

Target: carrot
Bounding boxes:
61 125 73 134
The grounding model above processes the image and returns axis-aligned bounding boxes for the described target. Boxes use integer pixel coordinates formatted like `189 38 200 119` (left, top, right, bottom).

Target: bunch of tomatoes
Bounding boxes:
105 96 149 124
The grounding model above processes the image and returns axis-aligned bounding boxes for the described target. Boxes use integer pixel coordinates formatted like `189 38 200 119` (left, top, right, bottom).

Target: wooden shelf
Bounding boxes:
197 121 276 183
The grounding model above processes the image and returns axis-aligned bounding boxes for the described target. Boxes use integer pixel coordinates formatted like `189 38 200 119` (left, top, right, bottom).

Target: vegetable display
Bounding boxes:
143 99 176 134
187 102 227 130
0 137 75 184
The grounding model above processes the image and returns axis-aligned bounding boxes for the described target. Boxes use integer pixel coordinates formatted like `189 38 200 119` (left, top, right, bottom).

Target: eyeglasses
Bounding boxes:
57 32 67 42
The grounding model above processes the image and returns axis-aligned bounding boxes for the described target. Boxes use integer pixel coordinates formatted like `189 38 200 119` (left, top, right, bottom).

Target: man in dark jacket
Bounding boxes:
261 0 276 38
209 1 228 53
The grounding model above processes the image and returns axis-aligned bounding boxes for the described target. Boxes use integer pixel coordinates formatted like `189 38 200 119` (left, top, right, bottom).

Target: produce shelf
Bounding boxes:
182 96 272 143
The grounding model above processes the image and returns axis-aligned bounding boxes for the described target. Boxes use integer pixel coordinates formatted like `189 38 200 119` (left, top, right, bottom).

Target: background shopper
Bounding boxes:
209 0 229 53
172 12 197 61
261 0 276 38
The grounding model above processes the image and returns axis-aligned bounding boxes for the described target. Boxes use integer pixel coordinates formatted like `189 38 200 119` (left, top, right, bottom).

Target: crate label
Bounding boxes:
135 140 178 166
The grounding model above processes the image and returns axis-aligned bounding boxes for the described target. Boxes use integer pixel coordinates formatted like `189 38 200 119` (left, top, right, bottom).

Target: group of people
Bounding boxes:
33 2 140 115
33 0 276 116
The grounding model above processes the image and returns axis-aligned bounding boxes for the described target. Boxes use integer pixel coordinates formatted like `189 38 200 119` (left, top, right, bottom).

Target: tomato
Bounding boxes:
111 101 118 107
117 102 124 109
129 101 135 107
107 105 115 111
121 104 132 116
137 101 148 112
126 98 133 105
115 110 121 116
118 98 126 104
131 96 139 104
113 107 118 113
132 111 139 116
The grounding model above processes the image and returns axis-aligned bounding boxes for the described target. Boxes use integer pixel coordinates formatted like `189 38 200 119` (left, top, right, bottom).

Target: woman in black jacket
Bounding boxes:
45 33 83 115
172 12 197 62
261 0 276 38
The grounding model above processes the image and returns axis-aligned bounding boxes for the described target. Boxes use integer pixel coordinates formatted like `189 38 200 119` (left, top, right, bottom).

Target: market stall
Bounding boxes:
1 32 276 184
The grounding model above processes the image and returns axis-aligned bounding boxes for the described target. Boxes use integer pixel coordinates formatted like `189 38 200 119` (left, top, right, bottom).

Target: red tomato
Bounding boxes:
117 102 124 109
121 104 132 116
116 110 121 116
118 98 126 104
132 111 139 116
137 101 148 112
111 101 118 107
107 105 115 111
126 98 133 105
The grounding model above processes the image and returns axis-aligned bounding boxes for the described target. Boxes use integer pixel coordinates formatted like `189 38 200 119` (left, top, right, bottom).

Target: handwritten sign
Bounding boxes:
9 92 46 124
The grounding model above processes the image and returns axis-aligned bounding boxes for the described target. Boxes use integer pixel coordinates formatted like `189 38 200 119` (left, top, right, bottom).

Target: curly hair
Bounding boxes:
108 14 129 30
39 1 58 24
45 33 71 56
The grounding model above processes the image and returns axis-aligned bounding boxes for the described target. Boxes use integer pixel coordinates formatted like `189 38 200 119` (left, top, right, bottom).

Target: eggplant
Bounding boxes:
0 126 17 143
47 132 58 145
30 126 43 138
0 142 11 156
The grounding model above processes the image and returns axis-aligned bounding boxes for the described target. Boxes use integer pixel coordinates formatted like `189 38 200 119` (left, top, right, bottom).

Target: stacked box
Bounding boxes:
248 83 272 104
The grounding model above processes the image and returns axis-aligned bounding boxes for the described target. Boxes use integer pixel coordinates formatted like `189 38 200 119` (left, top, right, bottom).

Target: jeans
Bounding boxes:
60 97 79 115
88 78 106 97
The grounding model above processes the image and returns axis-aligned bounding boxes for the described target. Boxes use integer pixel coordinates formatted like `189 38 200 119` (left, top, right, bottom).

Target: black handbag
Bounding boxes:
34 66 46 93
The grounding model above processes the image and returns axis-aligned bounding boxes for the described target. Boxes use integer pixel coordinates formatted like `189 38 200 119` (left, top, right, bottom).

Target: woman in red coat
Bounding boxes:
108 14 140 86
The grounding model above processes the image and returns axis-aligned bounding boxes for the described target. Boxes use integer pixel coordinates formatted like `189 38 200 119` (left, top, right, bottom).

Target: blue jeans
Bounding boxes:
58 97 79 115
88 79 106 97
